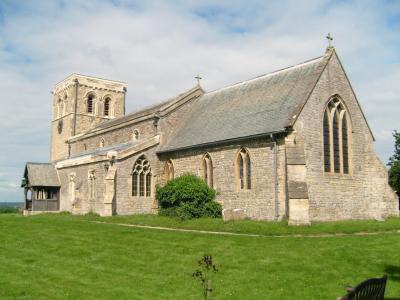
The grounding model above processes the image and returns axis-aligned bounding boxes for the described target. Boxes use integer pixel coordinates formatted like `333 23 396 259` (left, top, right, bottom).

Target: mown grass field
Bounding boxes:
1 214 400 299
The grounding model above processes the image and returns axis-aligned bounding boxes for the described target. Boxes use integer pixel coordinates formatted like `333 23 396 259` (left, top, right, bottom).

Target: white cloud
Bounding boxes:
0 0 399 201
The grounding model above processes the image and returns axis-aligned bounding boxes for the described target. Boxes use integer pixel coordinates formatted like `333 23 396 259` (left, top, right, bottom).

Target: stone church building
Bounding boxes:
22 47 399 224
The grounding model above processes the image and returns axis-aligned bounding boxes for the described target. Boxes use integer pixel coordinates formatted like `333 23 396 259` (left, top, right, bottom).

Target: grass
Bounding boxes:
1 214 400 299
80 213 400 236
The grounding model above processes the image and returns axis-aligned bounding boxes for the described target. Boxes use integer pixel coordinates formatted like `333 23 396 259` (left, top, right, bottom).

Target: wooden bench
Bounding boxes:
337 275 387 300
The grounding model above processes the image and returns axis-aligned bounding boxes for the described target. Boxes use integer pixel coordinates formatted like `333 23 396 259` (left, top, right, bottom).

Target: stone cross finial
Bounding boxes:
195 75 202 85
326 33 333 47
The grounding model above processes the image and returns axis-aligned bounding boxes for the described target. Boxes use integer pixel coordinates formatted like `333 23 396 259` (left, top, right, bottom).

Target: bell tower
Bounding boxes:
50 74 127 162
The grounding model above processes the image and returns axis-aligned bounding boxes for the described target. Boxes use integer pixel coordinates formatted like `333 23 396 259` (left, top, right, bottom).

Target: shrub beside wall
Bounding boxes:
156 174 222 219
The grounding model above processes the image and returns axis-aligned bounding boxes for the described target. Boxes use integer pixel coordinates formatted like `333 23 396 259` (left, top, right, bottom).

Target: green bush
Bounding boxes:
156 174 222 220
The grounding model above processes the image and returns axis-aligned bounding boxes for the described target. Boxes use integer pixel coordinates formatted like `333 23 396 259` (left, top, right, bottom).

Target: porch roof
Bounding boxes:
23 163 60 187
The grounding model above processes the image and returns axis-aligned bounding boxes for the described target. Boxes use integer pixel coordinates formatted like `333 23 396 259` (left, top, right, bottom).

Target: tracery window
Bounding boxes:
87 94 95 114
237 148 251 190
104 97 111 116
164 160 174 182
201 153 213 187
323 96 350 174
132 156 152 197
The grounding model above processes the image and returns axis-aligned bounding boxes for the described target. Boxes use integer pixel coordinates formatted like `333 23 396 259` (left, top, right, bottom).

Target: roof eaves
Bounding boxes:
157 130 287 155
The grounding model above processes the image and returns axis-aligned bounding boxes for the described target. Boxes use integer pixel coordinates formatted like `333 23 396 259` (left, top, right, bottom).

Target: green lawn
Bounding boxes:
81 213 400 236
1 214 400 300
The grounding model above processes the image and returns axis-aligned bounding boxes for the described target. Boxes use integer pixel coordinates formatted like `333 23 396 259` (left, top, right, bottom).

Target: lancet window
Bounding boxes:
201 154 213 187
237 148 251 190
323 96 350 174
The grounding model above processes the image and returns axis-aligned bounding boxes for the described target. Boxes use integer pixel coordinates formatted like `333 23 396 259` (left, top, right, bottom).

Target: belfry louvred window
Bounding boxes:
132 156 152 197
323 97 350 174
87 94 94 114
104 97 111 116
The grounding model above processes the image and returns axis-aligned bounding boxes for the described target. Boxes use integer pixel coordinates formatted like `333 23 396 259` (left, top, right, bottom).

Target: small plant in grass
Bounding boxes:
156 173 222 220
193 255 218 300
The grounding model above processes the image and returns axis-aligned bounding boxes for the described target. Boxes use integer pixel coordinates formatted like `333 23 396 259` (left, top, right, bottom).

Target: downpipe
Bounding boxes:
270 133 279 221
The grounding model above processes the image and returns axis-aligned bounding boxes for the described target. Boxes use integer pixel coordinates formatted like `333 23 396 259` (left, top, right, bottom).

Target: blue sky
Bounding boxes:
0 0 399 202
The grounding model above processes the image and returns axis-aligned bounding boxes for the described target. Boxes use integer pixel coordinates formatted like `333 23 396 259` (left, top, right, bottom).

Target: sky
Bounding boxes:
0 0 399 202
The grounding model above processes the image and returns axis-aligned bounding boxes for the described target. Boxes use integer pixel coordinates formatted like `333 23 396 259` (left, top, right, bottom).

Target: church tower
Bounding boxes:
50 74 127 161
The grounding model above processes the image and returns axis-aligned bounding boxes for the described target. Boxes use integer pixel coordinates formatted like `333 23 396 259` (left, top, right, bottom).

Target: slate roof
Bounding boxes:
160 52 331 153
24 163 60 187
69 141 139 159
87 85 203 133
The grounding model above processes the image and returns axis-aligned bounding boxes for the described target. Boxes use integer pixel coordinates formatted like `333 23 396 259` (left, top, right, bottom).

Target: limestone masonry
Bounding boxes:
22 47 399 224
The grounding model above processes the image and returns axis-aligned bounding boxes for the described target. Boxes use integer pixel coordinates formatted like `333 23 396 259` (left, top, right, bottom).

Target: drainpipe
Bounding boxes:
270 133 279 221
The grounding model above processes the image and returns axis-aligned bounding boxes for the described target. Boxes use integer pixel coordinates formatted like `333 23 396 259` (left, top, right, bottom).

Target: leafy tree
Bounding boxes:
388 130 400 196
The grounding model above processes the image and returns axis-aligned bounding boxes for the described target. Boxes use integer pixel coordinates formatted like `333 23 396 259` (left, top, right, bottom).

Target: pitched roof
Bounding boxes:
160 50 332 153
82 85 203 135
24 163 60 187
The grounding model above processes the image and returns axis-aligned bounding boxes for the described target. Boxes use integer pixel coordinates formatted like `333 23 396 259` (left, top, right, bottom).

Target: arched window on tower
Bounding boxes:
201 154 213 187
104 97 111 116
87 94 95 114
132 156 152 197
323 96 351 174
237 148 251 190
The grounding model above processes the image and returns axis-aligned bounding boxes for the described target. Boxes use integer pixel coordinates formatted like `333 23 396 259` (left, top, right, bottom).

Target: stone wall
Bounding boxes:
293 51 399 221
50 74 126 162
160 138 287 221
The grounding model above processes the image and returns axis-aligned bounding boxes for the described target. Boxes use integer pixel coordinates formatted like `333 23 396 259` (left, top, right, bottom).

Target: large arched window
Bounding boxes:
104 97 111 116
164 160 174 182
201 153 213 187
323 96 350 174
237 148 251 190
132 156 152 197
87 93 95 114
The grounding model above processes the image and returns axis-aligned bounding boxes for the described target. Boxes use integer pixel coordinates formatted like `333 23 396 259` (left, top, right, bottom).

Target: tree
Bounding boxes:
388 130 400 196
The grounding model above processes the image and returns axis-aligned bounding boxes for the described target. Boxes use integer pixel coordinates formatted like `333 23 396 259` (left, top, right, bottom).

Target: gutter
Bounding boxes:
157 130 286 155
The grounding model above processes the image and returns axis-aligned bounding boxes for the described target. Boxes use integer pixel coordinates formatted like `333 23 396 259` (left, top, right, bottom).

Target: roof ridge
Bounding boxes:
204 55 324 96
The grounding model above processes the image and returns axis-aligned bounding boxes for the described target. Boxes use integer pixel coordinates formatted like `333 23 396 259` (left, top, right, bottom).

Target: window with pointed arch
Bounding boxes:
132 156 152 197
323 96 351 174
99 138 105 148
87 93 95 114
104 97 111 116
164 159 174 182
237 148 251 190
201 153 213 187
